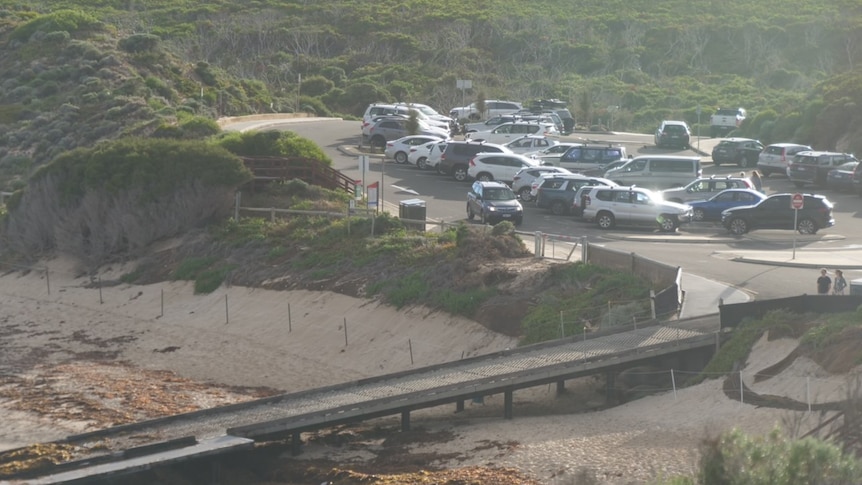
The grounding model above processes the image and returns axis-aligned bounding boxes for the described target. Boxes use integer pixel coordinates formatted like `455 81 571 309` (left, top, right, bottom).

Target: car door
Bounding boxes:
500 156 526 182
626 190 656 225
705 190 738 219
610 189 635 222
755 195 793 230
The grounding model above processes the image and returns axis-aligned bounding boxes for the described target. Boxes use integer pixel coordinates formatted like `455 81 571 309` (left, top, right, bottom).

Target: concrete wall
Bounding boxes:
585 243 679 288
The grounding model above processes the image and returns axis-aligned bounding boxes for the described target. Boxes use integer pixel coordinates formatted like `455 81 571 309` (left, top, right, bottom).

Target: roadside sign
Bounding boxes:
791 193 804 210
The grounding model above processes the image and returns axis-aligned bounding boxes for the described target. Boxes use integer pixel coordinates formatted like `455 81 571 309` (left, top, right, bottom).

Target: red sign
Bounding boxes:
791 193 804 210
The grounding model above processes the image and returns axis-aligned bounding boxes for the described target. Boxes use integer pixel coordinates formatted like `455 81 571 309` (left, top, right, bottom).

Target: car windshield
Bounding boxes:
483 188 515 200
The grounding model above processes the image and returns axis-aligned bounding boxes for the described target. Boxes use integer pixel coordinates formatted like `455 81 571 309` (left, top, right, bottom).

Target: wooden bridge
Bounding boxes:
241 156 356 194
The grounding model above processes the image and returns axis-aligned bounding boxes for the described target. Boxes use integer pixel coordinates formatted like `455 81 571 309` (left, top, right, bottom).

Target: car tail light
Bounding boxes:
386 142 394 147
469 157 476 167
409 147 417 152
585 195 592 206
513 175 521 181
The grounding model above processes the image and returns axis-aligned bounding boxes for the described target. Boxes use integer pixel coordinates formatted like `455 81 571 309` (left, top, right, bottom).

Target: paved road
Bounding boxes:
231 118 862 300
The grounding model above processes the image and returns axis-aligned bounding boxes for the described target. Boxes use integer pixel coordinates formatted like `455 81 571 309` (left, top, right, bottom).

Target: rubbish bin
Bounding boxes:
850 278 862 296
399 198 426 232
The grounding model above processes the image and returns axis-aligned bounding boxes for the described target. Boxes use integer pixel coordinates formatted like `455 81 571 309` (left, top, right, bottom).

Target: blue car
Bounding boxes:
689 189 766 222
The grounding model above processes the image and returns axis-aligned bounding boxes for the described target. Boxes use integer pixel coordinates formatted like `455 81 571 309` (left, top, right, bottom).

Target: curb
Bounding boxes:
729 257 862 270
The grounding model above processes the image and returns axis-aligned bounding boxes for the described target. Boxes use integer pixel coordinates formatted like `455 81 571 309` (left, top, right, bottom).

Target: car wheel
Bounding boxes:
468 113 480 121
728 218 748 235
416 157 428 170
692 208 706 222
739 156 753 168
797 218 818 235
518 187 533 202
394 151 408 164
480 210 487 224
794 181 804 188
370 136 386 150
713 159 721 167
436 164 446 175
467 204 475 220
658 215 678 232
596 211 615 230
477 172 493 182
550 200 567 216
514 217 523 226
452 165 468 182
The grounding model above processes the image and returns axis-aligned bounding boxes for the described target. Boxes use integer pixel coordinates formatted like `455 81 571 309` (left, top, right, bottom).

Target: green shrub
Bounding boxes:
434 287 497 316
386 272 429 308
194 265 235 294
10 9 101 42
172 256 217 280
119 33 160 53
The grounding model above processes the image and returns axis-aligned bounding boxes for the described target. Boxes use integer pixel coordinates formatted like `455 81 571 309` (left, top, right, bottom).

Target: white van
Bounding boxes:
604 156 702 189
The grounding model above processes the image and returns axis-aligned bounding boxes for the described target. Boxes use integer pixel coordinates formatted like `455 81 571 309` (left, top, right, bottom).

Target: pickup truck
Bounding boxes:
710 108 746 138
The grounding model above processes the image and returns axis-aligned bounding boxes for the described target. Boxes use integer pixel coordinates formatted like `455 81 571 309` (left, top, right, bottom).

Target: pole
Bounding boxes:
343 317 348 346
45 267 50 295
288 303 292 332
225 294 229 324
792 208 798 259
98 275 103 304
161 288 164 317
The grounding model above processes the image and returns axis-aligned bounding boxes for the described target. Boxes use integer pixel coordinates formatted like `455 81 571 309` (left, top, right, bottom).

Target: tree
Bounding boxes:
476 92 487 121
406 109 419 135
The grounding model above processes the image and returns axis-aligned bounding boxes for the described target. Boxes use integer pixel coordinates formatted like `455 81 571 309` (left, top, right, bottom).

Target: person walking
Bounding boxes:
833 269 847 295
750 170 763 193
817 268 832 295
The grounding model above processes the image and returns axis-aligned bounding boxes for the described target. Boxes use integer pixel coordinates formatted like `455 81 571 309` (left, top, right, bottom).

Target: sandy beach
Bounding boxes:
0 256 853 483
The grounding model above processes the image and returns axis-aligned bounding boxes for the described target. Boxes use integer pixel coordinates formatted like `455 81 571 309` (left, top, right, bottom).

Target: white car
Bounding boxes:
423 140 449 171
581 186 692 232
467 153 540 183
503 135 558 154
525 142 582 164
449 99 522 121
384 135 444 164
408 140 447 170
512 166 571 201
465 121 557 144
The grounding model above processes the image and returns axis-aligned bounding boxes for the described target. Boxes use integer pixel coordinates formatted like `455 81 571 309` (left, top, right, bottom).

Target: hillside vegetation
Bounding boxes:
2 2 862 194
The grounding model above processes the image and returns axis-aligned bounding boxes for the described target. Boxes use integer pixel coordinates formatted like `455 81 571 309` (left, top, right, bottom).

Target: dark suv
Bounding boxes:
711 138 764 168
721 193 834 235
535 174 616 215
787 151 857 188
466 181 523 225
438 141 511 181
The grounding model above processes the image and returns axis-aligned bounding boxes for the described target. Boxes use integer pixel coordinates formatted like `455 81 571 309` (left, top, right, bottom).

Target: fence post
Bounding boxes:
534 231 542 258
45 267 51 295
225 294 229 324
98 275 103 304
581 236 588 263
650 290 656 319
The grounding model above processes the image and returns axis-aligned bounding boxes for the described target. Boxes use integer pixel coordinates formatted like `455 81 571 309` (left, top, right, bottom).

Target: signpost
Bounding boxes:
696 105 702 152
456 80 472 109
791 193 804 259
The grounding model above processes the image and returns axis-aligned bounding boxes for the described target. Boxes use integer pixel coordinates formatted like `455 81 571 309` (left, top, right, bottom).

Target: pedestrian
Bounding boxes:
817 268 832 295
750 170 763 193
833 269 847 295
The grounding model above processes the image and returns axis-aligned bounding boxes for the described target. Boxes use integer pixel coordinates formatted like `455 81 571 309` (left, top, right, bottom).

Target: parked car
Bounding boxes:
363 103 450 131
536 174 617 216
688 189 766 222
467 153 541 183
654 120 691 149
437 141 513 181
466 181 523 225
711 138 764 168
503 135 558 154
554 144 627 172
466 121 557 144
659 175 753 203
581 186 692 232
604 155 702 190
422 141 448 171
365 117 449 149
756 143 812 177
525 142 583 164
450 100 523 121
408 140 446 170
720 193 834 235
385 135 444 164
787 151 858 188
594 159 629 177
827 161 860 192
512 166 571 201
572 181 616 217
463 115 522 133
710 108 746 138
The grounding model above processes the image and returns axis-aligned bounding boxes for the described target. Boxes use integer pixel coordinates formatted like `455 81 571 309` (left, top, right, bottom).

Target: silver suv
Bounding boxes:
660 176 753 203
582 186 692 232
757 143 811 177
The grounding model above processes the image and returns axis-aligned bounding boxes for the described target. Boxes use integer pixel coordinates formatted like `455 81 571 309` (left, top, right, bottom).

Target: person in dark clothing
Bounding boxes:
833 269 847 295
817 268 832 295
750 170 763 193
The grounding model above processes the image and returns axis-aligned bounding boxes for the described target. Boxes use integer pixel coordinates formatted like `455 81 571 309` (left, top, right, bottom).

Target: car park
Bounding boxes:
535 174 617 216
688 189 766 222
826 161 860 192
554 144 627 172
467 153 541 183
503 135 558 154
720 193 834 235
581 186 692 232
756 143 812 177
654 120 691 149
511 166 571 201
711 138 764 168
450 100 522 121
787 151 858 188
384 135 444 164
437 140 512 181
466 121 557 144
604 155 702 189
466 181 523 225
659 175 753 203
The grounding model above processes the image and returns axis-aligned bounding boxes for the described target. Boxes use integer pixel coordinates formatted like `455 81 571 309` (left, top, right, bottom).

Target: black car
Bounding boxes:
787 151 858 188
720 193 834 235
466 181 523 225
711 138 764 168
826 161 859 192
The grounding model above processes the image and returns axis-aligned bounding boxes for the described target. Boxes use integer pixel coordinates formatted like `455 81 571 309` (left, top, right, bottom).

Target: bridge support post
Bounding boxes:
556 380 565 395
455 400 465 413
401 411 411 431
605 372 616 402
503 390 513 419
291 432 302 456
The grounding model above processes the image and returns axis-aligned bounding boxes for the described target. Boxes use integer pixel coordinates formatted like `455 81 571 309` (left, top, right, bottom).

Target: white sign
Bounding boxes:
456 80 472 90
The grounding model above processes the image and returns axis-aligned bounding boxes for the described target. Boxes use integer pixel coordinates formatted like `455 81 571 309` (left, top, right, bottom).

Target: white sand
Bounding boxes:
0 256 855 483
